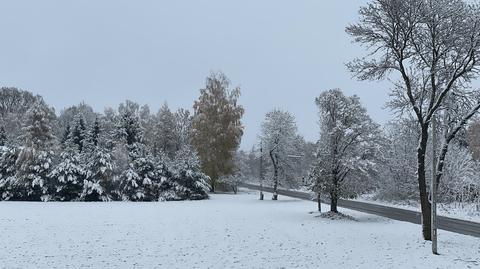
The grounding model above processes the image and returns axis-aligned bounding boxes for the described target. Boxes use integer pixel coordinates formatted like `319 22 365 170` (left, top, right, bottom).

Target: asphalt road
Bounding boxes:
239 183 480 238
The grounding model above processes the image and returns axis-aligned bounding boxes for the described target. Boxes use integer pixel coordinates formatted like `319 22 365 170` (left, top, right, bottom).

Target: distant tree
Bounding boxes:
15 102 56 201
0 87 42 145
0 126 6 146
375 120 419 201
260 109 299 200
57 102 97 143
154 103 177 156
87 117 101 148
468 120 480 161
173 108 193 151
191 72 244 192
69 115 87 152
116 100 143 146
347 0 480 240
310 89 380 212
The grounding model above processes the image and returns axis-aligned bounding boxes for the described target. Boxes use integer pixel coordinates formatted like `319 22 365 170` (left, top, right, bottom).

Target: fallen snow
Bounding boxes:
0 189 479 269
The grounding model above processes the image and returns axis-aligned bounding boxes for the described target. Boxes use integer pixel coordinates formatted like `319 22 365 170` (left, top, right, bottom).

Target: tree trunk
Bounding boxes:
270 151 278 200
317 192 321 212
210 179 215 193
330 192 338 213
417 126 432 241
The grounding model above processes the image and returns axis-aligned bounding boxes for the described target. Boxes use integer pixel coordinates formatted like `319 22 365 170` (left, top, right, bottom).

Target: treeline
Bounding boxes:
0 72 244 201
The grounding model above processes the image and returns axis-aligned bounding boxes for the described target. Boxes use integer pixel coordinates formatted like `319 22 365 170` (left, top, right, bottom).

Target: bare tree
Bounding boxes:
347 0 480 240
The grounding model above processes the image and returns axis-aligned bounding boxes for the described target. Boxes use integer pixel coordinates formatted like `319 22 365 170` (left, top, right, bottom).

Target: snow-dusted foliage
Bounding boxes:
162 146 210 201
260 109 302 200
308 89 381 212
439 143 480 204
14 102 56 201
117 144 160 201
0 147 20 200
0 87 214 202
82 147 116 201
48 148 85 201
375 120 419 201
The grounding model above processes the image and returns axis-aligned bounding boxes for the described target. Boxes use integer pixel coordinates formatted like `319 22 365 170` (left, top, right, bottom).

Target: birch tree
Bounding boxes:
191 72 244 192
260 109 299 200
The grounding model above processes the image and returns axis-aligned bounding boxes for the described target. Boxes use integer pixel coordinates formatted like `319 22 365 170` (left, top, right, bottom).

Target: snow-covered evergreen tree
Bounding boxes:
0 126 7 146
15 102 56 201
69 114 87 152
116 100 143 146
118 144 160 201
154 103 177 157
82 147 116 201
163 146 209 201
0 147 20 200
48 147 85 201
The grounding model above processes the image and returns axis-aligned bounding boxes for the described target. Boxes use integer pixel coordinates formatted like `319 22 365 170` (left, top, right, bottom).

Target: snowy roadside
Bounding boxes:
354 194 480 223
0 190 479 269
248 182 480 223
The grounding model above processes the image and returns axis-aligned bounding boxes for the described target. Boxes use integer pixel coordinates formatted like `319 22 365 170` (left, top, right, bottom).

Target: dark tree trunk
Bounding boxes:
330 194 338 213
317 193 321 212
270 151 279 200
210 179 215 193
417 125 432 241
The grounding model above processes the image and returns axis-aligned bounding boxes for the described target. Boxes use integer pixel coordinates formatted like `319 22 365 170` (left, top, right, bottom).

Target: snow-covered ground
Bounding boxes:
0 189 479 269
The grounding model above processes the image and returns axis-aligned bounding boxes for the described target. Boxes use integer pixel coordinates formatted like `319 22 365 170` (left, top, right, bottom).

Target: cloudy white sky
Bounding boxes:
0 0 393 149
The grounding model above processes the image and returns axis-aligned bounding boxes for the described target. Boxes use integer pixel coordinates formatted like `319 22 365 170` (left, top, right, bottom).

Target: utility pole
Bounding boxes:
431 114 438 255
259 145 264 200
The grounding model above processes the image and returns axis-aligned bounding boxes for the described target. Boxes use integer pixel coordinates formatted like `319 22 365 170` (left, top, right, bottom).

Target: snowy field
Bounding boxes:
0 189 479 269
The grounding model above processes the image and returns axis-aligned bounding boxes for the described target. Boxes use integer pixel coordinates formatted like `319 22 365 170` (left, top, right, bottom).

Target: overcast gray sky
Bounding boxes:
0 0 393 149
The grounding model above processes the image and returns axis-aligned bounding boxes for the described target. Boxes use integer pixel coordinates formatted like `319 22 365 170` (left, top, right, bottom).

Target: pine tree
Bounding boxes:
154 103 177 157
61 123 71 145
0 147 20 200
116 100 143 146
84 117 101 151
165 146 209 201
82 147 116 201
70 115 87 152
49 148 85 201
0 126 7 146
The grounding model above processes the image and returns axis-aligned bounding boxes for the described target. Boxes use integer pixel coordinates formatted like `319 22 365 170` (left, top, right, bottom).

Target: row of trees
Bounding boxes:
0 71 245 201
244 87 479 227
238 0 480 243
